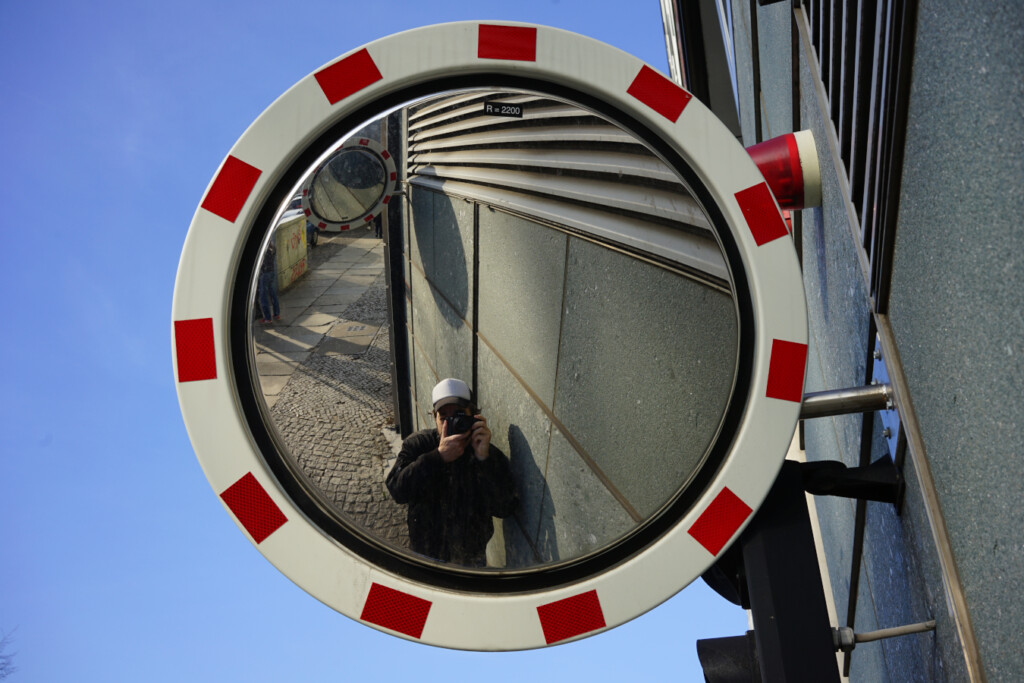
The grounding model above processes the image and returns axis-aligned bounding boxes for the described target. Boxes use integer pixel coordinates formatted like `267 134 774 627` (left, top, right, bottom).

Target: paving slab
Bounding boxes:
316 292 365 306
255 356 303 376
313 305 354 316
293 312 342 328
279 294 319 307
308 269 347 279
254 349 311 363
325 282 369 293
255 329 325 353
316 334 378 357
288 283 332 297
327 321 381 339
336 274 378 286
259 374 290 396
295 323 333 336
332 251 370 263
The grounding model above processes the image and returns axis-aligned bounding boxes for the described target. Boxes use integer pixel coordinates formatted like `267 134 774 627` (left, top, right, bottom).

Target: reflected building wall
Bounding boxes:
395 93 738 566
272 215 308 290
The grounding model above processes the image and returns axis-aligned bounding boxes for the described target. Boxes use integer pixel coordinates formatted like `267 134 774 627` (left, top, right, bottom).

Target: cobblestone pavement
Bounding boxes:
254 230 409 549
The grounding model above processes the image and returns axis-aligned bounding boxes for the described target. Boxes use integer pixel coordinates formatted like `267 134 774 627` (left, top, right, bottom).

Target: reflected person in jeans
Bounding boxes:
386 378 517 566
257 243 280 323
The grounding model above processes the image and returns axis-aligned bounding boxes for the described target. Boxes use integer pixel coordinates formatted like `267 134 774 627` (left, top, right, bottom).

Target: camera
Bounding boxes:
444 413 479 435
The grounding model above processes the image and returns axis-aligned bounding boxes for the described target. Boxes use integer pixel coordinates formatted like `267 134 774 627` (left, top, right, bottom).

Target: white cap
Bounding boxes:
432 378 471 410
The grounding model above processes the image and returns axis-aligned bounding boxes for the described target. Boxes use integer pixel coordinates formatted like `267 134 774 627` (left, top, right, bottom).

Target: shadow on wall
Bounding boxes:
504 424 558 567
412 188 469 329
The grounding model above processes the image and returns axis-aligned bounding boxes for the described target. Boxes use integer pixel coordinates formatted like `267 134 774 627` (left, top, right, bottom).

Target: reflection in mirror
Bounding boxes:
249 90 739 574
309 148 387 223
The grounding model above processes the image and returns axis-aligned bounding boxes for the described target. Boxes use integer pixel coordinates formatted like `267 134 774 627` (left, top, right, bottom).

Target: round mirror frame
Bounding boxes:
172 22 807 650
300 136 396 231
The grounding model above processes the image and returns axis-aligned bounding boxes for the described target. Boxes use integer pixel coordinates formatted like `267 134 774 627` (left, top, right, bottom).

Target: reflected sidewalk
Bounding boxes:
255 232 385 401
252 230 409 549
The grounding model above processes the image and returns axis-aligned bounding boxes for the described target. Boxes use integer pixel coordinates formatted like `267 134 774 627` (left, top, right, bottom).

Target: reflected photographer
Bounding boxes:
386 379 517 567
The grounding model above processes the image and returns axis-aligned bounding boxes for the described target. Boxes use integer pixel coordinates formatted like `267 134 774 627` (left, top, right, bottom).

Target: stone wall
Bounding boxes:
732 1 1024 679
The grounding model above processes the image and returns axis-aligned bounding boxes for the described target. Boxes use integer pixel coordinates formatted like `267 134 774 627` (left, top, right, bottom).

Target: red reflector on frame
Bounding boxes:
174 318 216 382
626 66 691 122
361 583 432 638
735 182 789 246
315 49 383 105
688 487 753 556
200 156 261 223
219 473 288 544
537 590 606 644
478 24 537 61
766 339 808 402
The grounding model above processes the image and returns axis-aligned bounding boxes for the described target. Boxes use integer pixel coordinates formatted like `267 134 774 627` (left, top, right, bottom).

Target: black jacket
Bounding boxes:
386 428 516 565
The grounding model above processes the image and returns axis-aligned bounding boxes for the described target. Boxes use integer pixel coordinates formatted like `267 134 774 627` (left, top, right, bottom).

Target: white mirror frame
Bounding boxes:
171 21 807 651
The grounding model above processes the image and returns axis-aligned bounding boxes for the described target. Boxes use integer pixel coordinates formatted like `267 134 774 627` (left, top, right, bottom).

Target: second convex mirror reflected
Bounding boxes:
247 88 740 574
309 149 387 222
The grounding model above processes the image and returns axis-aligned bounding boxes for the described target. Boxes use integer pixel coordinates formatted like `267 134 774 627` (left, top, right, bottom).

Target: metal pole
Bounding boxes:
857 620 936 644
833 620 936 653
386 109 413 438
800 383 891 419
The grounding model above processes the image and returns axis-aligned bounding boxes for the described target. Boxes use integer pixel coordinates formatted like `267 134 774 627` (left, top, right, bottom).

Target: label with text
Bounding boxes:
482 101 523 118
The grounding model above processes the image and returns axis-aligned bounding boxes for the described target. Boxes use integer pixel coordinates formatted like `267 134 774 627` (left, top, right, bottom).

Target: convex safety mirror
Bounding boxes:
301 135 396 231
173 22 808 651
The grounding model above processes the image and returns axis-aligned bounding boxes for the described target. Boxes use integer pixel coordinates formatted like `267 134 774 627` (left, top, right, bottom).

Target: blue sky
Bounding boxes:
0 1 748 680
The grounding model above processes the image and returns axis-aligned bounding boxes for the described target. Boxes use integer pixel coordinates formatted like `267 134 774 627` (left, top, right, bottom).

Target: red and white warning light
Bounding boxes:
746 130 821 210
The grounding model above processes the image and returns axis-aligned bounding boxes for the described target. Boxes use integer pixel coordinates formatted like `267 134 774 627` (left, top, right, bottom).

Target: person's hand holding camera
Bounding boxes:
438 419 470 463
469 415 491 461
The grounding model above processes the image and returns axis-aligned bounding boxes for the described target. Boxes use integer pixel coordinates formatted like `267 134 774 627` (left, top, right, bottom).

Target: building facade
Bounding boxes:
661 1 1021 679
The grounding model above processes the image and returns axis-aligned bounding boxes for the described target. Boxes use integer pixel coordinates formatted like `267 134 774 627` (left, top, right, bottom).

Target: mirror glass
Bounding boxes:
249 89 740 573
309 148 387 223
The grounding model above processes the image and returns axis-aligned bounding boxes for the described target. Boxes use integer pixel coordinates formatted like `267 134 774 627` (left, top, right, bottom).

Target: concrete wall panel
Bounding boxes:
409 185 433 277
887 3 1024 678
431 291 473 387
477 207 567 408
411 329 435 431
476 340 555 566
430 192 473 323
544 427 636 562
732 0 757 147
755 0 793 139
554 237 737 518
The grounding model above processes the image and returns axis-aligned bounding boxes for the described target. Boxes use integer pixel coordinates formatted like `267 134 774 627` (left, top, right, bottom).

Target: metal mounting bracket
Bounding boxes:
800 383 892 419
832 620 936 654
800 455 904 505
